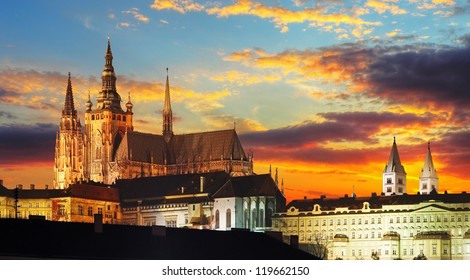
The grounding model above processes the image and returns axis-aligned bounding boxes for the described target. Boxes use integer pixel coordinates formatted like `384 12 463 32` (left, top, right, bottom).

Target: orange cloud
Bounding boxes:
123 7 150 23
365 0 408 15
210 70 282 86
207 0 381 33
150 0 204 14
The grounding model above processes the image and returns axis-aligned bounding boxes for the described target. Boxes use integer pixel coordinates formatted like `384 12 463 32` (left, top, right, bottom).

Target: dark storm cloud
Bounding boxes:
437 130 470 178
0 123 57 165
363 46 470 106
240 111 432 148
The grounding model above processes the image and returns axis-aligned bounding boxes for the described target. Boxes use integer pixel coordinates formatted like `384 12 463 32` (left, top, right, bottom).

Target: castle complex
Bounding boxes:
272 139 470 260
53 39 253 189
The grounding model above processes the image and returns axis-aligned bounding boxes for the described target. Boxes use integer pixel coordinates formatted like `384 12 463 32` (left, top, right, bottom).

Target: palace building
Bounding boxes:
53 39 253 189
272 140 470 260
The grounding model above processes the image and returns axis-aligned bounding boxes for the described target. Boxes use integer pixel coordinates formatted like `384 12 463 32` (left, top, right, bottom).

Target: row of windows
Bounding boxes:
22 202 50 208
215 209 232 229
91 114 127 121
276 214 469 228
77 205 106 216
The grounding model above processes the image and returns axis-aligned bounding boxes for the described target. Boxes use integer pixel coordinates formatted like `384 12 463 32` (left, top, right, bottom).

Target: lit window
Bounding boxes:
88 207 93 216
98 207 103 215
78 205 83 215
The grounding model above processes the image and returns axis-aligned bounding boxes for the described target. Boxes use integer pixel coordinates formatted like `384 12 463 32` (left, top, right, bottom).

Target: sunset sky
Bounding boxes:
1 0 470 202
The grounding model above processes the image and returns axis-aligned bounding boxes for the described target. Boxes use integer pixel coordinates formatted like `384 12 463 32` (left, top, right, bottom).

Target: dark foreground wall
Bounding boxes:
0 219 315 260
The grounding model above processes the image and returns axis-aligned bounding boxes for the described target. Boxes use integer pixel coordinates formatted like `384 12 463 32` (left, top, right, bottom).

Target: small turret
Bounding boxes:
126 92 133 112
86 91 92 111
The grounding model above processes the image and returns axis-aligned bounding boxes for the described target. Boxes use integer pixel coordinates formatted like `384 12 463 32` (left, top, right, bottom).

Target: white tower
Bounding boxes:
419 141 438 194
383 137 406 195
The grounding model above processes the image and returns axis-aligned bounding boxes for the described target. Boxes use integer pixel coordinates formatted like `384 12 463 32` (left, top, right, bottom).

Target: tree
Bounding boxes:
300 233 331 260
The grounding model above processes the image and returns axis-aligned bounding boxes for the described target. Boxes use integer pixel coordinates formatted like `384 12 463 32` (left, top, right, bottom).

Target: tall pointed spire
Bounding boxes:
420 141 438 194
163 68 173 143
383 137 407 195
63 72 76 116
384 137 405 174
102 37 116 92
96 37 122 111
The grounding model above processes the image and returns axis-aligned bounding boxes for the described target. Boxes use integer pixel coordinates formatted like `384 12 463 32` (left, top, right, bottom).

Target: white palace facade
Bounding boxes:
272 139 470 260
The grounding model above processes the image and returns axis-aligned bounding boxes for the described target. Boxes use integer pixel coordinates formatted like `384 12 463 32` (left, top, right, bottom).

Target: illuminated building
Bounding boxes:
0 181 121 224
77 39 253 185
272 140 470 260
116 171 285 231
53 73 84 189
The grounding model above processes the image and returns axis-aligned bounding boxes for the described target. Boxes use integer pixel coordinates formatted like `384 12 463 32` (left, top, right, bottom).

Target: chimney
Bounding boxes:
30 184 35 190
94 214 103 233
17 184 23 190
45 184 49 190
0 179 3 186
200 176 205 192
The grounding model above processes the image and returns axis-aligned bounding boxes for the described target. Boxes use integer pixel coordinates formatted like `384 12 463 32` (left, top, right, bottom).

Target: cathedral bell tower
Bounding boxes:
419 142 438 194
83 38 133 184
53 73 84 189
382 137 407 195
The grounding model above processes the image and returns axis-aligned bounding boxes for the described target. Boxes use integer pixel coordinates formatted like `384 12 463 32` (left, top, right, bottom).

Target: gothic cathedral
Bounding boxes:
54 39 253 189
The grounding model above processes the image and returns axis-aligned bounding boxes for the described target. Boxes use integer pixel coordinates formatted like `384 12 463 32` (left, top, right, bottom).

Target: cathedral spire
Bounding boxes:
163 68 173 143
63 72 76 116
419 141 438 194
383 137 407 195
102 37 116 92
